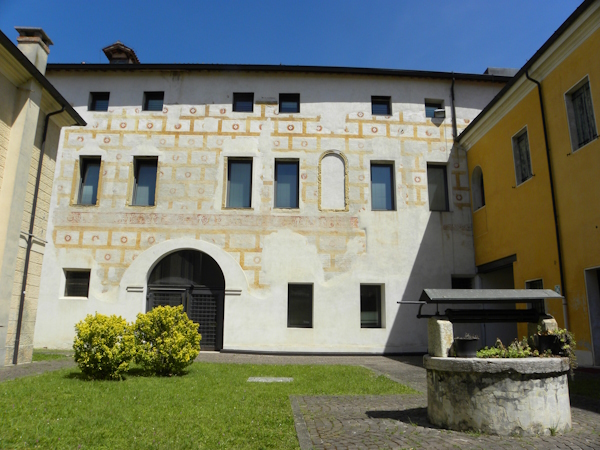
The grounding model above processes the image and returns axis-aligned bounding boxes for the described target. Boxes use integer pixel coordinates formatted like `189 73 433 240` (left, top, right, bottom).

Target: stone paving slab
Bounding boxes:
292 394 600 449
0 358 75 382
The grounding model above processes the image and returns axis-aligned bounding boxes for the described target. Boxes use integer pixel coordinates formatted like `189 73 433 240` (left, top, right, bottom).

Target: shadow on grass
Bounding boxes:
63 366 192 381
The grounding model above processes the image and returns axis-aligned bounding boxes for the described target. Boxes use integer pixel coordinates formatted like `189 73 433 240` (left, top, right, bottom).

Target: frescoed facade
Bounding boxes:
32 53 508 353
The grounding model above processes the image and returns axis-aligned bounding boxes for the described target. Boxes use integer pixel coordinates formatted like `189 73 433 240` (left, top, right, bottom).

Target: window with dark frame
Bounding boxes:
425 101 443 118
132 157 158 206
279 93 300 113
360 285 382 328
64 270 91 297
275 160 299 208
227 159 252 208
566 80 598 151
233 93 254 112
427 165 449 211
370 163 395 211
512 129 533 185
526 279 544 289
89 92 110 112
78 157 101 205
371 96 391 115
452 277 473 289
143 91 164 111
287 284 313 328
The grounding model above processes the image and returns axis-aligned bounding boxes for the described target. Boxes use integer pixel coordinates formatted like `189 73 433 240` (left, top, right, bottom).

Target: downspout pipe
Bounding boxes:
525 70 569 331
451 75 458 142
12 106 65 364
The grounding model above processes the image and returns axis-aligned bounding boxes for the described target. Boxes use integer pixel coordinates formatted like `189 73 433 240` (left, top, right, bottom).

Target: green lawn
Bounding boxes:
32 349 72 362
0 363 415 449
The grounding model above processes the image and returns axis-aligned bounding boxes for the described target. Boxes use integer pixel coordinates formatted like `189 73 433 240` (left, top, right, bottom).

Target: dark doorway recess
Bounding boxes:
147 250 225 350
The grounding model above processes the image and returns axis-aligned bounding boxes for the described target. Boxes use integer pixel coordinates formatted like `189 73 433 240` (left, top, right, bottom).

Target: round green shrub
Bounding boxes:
133 305 201 376
73 313 135 380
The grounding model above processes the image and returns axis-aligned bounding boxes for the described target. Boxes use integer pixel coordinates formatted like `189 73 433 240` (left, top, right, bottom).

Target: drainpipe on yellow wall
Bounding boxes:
451 75 458 142
12 106 65 365
525 70 570 331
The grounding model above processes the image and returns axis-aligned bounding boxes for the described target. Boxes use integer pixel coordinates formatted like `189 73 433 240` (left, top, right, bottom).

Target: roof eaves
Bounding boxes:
0 30 86 126
457 0 596 144
46 62 512 83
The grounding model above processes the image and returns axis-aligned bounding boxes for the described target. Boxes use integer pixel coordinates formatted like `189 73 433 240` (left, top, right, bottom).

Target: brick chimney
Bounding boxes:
15 27 53 74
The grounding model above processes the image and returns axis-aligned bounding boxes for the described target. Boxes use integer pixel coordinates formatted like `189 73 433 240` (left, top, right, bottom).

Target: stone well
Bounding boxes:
423 355 571 436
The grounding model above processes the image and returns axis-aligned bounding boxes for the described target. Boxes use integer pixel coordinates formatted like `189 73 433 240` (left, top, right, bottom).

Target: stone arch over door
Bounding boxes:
147 249 225 350
119 238 249 350
318 151 349 211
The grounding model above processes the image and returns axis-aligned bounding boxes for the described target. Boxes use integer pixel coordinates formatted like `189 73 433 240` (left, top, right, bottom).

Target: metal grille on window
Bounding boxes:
64 271 90 297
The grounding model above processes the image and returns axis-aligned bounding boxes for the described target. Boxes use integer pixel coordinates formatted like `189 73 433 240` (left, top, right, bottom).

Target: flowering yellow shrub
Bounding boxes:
133 305 201 376
73 313 135 380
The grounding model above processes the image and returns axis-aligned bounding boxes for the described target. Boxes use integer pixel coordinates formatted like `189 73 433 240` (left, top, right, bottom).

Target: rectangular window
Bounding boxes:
279 93 300 113
566 79 597 151
370 163 394 210
526 279 544 289
425 101 443 118
511 129 533 185
143 91 164 111
227 159 252 208
287 284 313 328
275 160 299 208
371 96 391 115
452 277 473 289
89 92 110 111
64 270 91 297
427 165 449 211
132 158 158 206
361 285 382 328
78 157 101 205
233 92 254 112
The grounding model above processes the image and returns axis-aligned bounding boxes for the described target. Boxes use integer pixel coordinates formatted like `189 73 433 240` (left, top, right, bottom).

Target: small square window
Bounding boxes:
565 79 598 151
427 165 449 211
361 285 382 328
132 157 158 206
526 279 544 289
143 92 164 111
233 93 254 112
279 93 300 113
275 160 299 208
78 157 101 205
89 92 110 111
425 101 443 118
64 270 91 297
288 284 312 328
371 96 391 116
451 277 473 289
370 163 395 211
511 129 533 185
227 159 252 208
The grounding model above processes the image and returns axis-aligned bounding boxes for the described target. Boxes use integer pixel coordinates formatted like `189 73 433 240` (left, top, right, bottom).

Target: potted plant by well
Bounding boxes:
453 333 479 357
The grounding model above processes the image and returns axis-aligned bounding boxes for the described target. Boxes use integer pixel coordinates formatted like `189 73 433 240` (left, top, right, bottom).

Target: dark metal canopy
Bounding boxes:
419 289 563 304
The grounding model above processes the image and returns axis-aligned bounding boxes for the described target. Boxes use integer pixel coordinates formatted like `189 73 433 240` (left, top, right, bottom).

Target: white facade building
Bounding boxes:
34 51 509 353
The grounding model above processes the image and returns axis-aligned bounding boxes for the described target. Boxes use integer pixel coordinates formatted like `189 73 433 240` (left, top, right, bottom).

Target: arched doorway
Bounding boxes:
147 250 225 350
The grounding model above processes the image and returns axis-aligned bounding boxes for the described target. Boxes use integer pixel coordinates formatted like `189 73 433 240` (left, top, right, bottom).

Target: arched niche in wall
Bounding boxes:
318 151 348 211
471 165 485 211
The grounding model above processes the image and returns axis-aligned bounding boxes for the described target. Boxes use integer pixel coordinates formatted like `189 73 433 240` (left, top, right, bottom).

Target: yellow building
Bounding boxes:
0 28 85 365
458 0 600 366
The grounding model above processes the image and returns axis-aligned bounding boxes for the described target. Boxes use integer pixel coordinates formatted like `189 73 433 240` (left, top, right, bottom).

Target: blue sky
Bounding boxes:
0 0 584 73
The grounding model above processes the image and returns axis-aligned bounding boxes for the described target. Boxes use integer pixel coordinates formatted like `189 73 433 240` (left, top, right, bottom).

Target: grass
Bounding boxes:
0 362 415 449
32 349 72 362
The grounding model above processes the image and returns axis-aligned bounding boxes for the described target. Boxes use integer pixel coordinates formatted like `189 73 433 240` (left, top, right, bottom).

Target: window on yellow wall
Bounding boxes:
565 78 598 151
511 129 533 186
471 166 485 210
